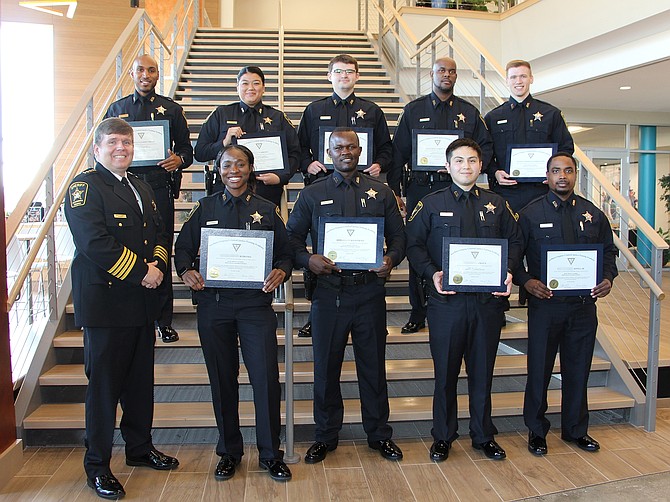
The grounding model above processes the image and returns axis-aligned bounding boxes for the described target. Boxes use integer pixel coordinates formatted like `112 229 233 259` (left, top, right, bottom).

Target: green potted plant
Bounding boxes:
658 173 670 265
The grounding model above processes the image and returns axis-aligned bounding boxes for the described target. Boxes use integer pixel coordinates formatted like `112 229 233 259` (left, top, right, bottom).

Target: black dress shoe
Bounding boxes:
304 441 336 464
214 454 240 480
473 440 506 460
259 459 292 481
528 432 548 456
157 325 179 343
429 440 450 462
368 439 403 460
562 434 600 452
401 321 425 334
297 321 312 338
87 474 125 500
126 448 179 470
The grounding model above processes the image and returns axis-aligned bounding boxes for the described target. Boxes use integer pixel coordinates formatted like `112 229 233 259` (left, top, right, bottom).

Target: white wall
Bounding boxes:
233 0 359 31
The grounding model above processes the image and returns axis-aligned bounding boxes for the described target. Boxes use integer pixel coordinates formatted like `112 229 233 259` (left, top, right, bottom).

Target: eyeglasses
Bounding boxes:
435 68 457 75
331 69 357 75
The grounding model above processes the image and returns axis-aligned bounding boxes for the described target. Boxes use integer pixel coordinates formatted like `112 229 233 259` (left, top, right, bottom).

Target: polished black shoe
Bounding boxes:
562 434 600 452
87 474 125 500
528 433 548 456
429 440 450 462
473 440 506 460
259 459 292 481
214 454 240 480
304 441 336 464
401 321 425 334
157 325 179 343
126 448 179 470
368 439 403 460
297 321 312 338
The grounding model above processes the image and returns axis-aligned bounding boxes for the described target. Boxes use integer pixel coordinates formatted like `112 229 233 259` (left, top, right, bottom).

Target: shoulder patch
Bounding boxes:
185 201 200 223
283 112 294 128
408 200 423 222
69 182 88 208
505 200 519 221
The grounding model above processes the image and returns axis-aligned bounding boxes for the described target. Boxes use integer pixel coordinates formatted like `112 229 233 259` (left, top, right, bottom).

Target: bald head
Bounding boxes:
431 57 457 100
130 54 159 96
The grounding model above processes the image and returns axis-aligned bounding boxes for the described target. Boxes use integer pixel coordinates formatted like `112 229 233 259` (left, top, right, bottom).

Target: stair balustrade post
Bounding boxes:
86 98 94 168
45 168 57 321
138 15 145 48
479 54 485 113
159 45 165 96
173 17 178 83
365 0 369 33
183 0 188 50
645 246 663 431
378 0 384 40
416 51 421 97
195 0 200 28
448 22 453 59
150 31 155 61
395 19 400 86
431 34 436 68
115 50 123 100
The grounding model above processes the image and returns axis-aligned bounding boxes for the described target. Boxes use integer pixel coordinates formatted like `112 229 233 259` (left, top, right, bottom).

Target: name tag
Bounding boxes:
206 220 219 225
320 115 331 120
118 114 129 119
114 213 127 219
540 223 553 228
226 120 237 125
419 117 430 122
497 119 508 124
439 212 453 217
320 200 334 205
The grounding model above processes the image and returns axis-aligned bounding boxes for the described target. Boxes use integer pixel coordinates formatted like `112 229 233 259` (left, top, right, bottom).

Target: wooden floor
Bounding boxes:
4 409 670 501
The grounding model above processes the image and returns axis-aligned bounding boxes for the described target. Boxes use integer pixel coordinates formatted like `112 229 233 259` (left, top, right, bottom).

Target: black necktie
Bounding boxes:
516 102 527 144
561 201 575 244
227 197 242 229
138 96 149 121
461 191 478 238
122 178 142 212
343 180 357 217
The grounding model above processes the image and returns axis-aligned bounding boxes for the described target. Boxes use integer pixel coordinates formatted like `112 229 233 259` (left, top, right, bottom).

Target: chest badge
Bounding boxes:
355 109 366 119
155 105 166 115
365 188 378 199
485 202 496 214
582 211 593 223
456 113 466 123
263 117 273 125
533 111 543 121
250 211 263 224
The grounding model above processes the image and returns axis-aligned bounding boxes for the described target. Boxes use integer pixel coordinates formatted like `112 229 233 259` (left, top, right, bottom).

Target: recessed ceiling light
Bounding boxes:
619 86 632 90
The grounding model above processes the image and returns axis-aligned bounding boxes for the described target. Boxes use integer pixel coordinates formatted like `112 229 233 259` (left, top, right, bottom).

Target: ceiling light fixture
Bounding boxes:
19 1 77 19
619 86 632 90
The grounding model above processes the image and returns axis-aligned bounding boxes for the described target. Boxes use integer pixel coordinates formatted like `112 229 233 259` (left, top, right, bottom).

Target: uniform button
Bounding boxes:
144 223 147 227
118 223 122 227
108 282 112 286
144 258 147 263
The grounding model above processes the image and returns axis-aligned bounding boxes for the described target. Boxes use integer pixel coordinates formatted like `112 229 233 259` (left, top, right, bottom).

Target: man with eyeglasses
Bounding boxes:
389 56 493 334
296 54 393 337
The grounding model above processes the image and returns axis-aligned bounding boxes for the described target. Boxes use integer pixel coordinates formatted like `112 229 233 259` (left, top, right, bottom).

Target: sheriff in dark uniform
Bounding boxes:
105 54 194 343
194 65 300 207
65 118 179 500
406 138 522 462
174 145 293 482
485 60 574 212
515 152 617 456
286 128 406 464
390 56 493 334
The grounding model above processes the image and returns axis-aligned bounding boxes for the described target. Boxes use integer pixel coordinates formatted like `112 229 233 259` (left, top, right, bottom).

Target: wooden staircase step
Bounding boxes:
23 388 635 429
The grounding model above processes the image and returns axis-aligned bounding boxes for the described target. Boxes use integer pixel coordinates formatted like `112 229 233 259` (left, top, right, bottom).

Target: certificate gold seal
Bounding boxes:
452 274 463 284
512 169 520 176
420 157 428 165
327 251 337 261
549 279 559 289
209 267 220 279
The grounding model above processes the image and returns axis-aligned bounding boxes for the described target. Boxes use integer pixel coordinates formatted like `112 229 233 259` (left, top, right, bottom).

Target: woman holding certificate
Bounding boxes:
174 145 293 482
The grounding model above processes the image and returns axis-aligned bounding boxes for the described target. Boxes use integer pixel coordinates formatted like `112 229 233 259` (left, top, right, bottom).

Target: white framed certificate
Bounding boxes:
317 216 384 270
411 129 464 171
541 244 603 296
318 126 373 170
199 228 274 289
234 131 289 174
128 120 170 166
505 143 557 181
442 237 508 292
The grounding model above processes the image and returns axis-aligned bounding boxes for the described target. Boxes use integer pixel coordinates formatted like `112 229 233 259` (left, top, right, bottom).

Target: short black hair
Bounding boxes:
446 137 482 163
546 152 577 171
237 66 265 84
328 127 359 148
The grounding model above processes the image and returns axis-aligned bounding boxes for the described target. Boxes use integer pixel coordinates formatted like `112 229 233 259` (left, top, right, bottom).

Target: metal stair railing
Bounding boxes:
359 0 667 431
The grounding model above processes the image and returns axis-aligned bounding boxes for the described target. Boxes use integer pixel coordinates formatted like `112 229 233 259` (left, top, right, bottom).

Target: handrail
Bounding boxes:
415 17 450 47
447 17 505 76
613 234 665 300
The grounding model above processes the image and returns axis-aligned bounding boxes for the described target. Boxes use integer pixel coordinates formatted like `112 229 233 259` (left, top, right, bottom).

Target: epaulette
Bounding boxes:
81 167 96 175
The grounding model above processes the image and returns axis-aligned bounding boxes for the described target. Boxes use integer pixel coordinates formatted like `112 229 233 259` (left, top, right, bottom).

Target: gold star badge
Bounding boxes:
250 211 263 224
356 109 366 119
485 202 496 214
263 117 273 125
457 113 466 123
582 211 593 223
365 188 378 199
155 105 166 115
533 111 543 121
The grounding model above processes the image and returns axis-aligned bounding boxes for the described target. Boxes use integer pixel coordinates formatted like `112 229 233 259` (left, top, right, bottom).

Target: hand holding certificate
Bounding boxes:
233 131 289 174
541 244 603 296
412 129 464 171
441 237 508 292
317 217 384 270
505 143 557 182
128 120 170 167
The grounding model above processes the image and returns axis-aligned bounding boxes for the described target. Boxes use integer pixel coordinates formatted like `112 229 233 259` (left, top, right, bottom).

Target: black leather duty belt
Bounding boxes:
318 271 378 287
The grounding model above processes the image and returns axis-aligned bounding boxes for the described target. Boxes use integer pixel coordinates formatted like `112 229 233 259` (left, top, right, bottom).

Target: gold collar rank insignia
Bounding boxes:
155 105 166 115
251 211 263 224
485 202 496 213
263 116 273 125
355 109 366 119
582 211 593 223
533 111 543 121
365 188 378 199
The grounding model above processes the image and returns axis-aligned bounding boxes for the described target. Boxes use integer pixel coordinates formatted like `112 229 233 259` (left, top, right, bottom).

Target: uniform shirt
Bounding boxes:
286 171 406 271
297 93 393 174
105 90 194 171
514 190 618 297
484 94 573 178
174 188 293 287
65 164 170 327
406 184 523 285
389 92 493 195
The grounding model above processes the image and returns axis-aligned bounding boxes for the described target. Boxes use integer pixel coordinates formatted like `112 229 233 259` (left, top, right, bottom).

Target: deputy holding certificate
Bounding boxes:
174 145 293 482
406 138 523 462
514 152 617 457
286 128 406 464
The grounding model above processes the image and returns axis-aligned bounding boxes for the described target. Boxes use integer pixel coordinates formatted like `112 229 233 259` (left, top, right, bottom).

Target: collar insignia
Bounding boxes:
356 109 366 119
365 188 378 199
263 116 273 125
533 111 543 121
150 96 155 103
251 211 263 224
582 211 593 223
552 200 558 208
485 202 496 213
155 105 166 115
